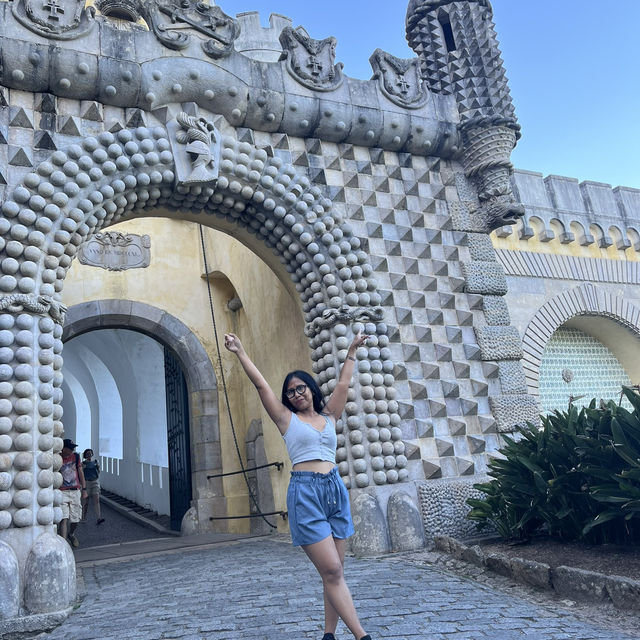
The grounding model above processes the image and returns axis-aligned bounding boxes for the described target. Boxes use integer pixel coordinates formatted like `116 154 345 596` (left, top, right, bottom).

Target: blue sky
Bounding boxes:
219 0 640 190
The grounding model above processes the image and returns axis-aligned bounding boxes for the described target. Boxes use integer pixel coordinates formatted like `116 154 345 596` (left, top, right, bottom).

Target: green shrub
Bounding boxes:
467 387 640 544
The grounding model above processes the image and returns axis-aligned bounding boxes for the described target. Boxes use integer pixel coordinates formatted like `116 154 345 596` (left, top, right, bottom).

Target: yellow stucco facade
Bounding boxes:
61 216 313 533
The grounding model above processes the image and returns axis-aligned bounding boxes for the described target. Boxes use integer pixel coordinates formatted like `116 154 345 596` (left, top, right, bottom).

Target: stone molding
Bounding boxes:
496 249 640 285
0 2 459 157
521 283 640 394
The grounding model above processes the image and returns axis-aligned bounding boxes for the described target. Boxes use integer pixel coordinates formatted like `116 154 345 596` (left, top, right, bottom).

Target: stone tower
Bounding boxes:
406 0 524 231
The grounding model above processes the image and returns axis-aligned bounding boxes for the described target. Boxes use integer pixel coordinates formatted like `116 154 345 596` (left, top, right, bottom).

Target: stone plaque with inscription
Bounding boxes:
78 232 151 271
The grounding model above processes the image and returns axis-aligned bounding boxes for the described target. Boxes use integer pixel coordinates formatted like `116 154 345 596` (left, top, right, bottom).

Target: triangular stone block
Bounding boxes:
455 457 475 476
9 147 33 167
81 101 103 121
415 326 432 343
416 419 434 439
453 361 470 378
435 344 452 362
421 362 440 379
448 419 466 436
464 344 482 360
460 399 478 416
422 459 442 479
470 379 489 396
404 442 421 460
467 436 485 454
435 438 454 456
34 130 57 150
441 380 459 398
479 415 497 434
10 108 34 129
58 115 81 136
37 93 57 114
409 381 428 400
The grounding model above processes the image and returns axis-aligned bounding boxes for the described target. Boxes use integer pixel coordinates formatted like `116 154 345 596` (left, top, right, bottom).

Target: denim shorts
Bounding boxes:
287 466 354 547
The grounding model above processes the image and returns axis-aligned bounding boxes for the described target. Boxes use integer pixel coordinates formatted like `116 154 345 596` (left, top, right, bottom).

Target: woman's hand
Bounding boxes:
224 333 244 355
348 332 370 356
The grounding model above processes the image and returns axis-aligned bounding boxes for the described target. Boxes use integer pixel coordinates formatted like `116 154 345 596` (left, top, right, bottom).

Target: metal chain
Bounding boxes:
198 225 277 529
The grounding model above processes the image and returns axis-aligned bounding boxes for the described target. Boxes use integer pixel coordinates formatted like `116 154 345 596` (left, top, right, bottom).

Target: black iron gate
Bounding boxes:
164 347 192 531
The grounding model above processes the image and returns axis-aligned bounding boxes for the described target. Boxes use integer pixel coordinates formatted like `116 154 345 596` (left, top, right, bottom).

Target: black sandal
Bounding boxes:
322 634 336 640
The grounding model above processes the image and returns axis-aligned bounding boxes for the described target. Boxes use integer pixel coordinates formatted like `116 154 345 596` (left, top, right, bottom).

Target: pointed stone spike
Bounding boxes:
416 419 434 439
435 344 452 362
37 93 57 114
441 380 459 398
464 344 482 360
415 326 432 343
422 459 442 479
429 400 447 418
9 147 33 167
404 442 421 460
448 419 466 436
10 108 34 129
435 438 454 456
397 402 415 419
481 361 500 378
421 362 439 379
409 381 428 400
479 415 497 433
395 307 413 325
108 121 125 133
460 399 478 416
34 130 57 150
81 101 102 121
467 435 485 454
455 457 475 476
445 326 463 343
402 344 420 362
470 379 489 396
58 115 81 136
453 361 470 378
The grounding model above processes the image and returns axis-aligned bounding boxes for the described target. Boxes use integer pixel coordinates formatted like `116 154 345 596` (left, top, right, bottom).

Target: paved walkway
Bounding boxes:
37 537 636 640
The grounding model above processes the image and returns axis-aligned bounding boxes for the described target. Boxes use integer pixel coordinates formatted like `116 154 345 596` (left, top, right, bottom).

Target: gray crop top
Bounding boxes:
282 412 337 466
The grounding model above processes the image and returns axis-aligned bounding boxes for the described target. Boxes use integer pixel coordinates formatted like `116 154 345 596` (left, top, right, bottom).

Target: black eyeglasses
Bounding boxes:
285 384 307 399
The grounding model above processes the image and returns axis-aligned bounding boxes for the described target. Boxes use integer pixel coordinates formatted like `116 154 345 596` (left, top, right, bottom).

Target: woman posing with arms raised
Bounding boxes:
224 332 372 640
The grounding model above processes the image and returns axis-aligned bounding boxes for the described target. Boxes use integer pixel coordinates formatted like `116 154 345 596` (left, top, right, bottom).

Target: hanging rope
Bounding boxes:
198 225 279 529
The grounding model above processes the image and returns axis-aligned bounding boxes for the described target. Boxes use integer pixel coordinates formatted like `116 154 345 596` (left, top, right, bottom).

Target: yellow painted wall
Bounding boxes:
62 216 311 533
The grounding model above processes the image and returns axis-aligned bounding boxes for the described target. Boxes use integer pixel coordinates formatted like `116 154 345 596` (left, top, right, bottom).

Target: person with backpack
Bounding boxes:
58 438 87 548
82 448 105 525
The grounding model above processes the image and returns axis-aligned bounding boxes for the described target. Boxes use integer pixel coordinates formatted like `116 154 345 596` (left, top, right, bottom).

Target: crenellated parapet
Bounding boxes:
498 170 640 252
0 0 459 158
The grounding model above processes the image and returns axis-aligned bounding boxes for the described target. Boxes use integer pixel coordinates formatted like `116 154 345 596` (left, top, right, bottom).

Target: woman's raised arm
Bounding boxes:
324 333 370 420
224 333 291 434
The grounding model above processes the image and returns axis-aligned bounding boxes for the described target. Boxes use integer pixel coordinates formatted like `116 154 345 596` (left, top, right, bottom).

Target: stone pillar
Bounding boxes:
0 302 75 631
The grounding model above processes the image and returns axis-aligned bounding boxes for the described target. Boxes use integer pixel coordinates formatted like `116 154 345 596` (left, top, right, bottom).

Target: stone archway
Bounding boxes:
521 282 640 394
62 300 221 533
0 113 406 622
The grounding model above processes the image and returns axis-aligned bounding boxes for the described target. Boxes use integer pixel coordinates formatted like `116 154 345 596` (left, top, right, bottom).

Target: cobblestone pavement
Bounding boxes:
38 538 637 640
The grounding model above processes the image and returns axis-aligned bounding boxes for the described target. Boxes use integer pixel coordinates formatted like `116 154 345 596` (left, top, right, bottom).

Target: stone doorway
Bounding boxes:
60 327 193 535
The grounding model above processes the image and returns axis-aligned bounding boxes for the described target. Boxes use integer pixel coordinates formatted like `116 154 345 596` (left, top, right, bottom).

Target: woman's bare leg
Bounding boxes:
323 537 346 634
303 535 366 640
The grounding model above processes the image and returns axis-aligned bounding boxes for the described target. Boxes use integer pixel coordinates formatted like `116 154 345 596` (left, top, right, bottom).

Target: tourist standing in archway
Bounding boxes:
224 332 373 640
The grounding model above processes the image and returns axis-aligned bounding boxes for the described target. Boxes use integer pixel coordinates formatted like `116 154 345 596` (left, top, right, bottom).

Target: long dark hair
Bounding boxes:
281 370 326 414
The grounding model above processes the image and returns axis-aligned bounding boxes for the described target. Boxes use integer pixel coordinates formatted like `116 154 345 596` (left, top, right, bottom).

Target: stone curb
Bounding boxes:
433 535 640 612
99 495 180 536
